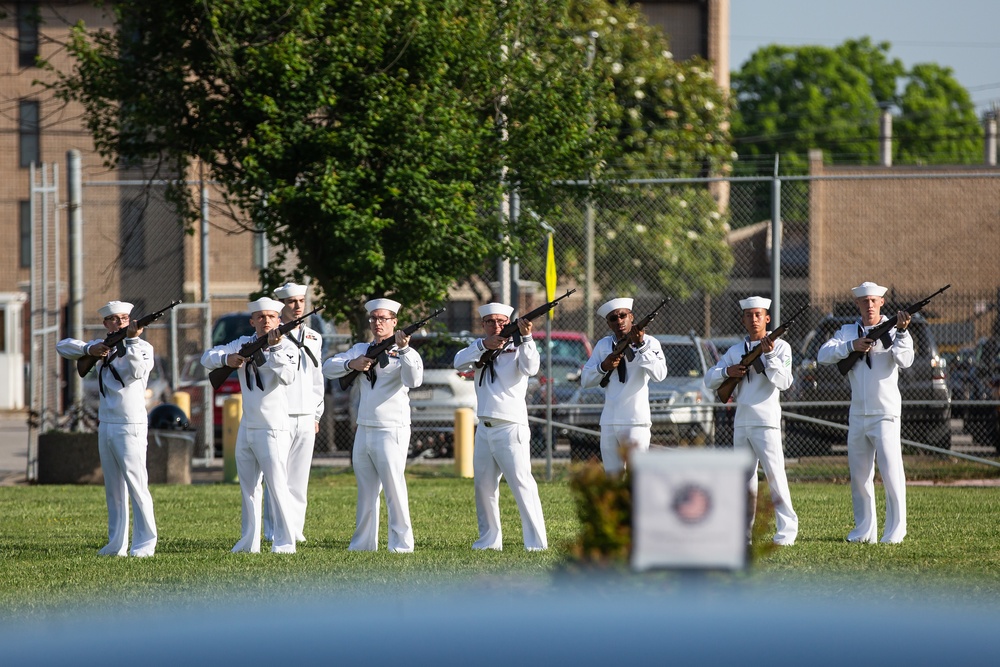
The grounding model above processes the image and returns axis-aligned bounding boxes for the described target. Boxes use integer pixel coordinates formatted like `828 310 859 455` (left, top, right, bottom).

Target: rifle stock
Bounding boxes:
76 300 182 378
836 284 950 376
338 307 445 391
715 304 809 403
209 306 323 390
598 297 670 388
473 289 577 369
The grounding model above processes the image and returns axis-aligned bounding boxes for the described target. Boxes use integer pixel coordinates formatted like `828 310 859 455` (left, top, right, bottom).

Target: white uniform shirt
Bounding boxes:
580 334 668 426
705 336 792 428
817 317 914 417
323 341 423 427
201 335 298 430
56 337 153 424
284 324 325 420
454 335 539 426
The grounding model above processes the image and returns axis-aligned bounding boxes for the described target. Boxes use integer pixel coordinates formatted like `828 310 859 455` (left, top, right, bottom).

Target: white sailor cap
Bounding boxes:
247 297 286 314
274 282 307 299
478 303 514 318
99 301 134 319
365 298 401 314
739 296 771 311
851 281 888 298
597 297 633 319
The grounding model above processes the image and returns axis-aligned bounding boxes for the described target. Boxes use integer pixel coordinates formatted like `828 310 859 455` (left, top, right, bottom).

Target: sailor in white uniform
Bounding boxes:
705 296 798 545
201 297 299 554
580 297 668 473
262 282 324 543
56 300 157 557
323 298 423 552
454 303 547 551
817 281 913 544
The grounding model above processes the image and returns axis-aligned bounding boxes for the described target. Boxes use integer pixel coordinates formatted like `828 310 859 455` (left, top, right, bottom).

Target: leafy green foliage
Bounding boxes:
732 37 983 173
50 0 617 329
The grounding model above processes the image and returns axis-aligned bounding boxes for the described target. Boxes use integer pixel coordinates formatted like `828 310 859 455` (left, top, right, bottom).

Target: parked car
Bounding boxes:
962 336 1000 450
83 354 172 414
562 333 716 461
782 314 951 456
527 353 584 455
406 334 477 458
941 345 977 419
531 330 593 367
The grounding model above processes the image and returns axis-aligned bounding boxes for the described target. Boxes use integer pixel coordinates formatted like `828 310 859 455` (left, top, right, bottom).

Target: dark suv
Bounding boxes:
782 314 951 455
962 336 1000 451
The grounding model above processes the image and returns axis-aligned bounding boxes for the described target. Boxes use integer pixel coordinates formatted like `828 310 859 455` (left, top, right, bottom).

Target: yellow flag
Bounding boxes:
545 233 556 317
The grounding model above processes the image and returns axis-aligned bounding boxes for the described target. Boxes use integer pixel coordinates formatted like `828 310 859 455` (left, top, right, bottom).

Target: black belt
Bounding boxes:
482 421 493 427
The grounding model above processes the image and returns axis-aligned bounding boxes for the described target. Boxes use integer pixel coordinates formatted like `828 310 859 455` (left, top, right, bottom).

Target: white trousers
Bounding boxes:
847 414 907 544
232 424 296 554
263 414 315 542
349 425 414 552
600 424 651 474
735 424 798 545
97 422 157 557
472 420 547 551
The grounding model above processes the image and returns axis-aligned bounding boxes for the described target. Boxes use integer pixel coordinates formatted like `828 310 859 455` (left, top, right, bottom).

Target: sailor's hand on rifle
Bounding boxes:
87 343 111 357
600 353 622 373
896 310 911 331
726 364 748 378
127 321 143 338
759 337 774 353
267 329 283 346
484 333 509 351
852 337 875 353
628 327 645 346
348 356 374 372
395 330 410 349
226 353 247 369
516 318 532 336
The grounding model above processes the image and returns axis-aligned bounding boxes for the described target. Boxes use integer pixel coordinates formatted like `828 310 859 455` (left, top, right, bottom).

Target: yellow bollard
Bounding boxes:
171 390 191 420
222 394 243 483
454 407 475 478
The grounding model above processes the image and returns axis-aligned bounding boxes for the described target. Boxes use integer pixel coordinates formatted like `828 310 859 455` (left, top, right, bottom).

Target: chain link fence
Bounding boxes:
30 167 1000 480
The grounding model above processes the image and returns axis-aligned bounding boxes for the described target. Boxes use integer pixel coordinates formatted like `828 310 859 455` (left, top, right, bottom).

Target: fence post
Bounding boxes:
771 155 782 324
454 407 474 478
222 394 242 483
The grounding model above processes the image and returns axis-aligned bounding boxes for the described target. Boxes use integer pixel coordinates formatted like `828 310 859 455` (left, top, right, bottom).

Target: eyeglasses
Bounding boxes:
368 316 396 324
103 315 130 324
482 318 509 327
606 312 630 322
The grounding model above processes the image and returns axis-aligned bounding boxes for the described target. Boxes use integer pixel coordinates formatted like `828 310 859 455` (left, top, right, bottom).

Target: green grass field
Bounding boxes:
2 465 1000 617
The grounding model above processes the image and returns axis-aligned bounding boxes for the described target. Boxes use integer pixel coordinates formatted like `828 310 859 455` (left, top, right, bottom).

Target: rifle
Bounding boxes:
76 300 182 378
715 304 809 403
836 284 950 376
598 297 670 388
338 307 445 391
474 289 577 384
209 306 323 391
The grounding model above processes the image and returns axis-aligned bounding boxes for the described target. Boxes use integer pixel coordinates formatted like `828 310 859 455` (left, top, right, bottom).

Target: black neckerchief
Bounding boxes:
364 339 392 388
98 348 125 397
614 334 637 383
289 326 318 369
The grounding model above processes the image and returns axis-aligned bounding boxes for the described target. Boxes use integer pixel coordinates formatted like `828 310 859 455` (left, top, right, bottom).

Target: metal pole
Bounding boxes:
584 31 598 341
985 111 997 167
770 155 782 325
510 189 520 313
67 150 83 414
200 180 213 461
545 313 553 481
879 107 893 167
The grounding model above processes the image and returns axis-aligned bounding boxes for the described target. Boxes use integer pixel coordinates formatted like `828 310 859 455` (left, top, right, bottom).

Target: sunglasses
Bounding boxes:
606 312 630 322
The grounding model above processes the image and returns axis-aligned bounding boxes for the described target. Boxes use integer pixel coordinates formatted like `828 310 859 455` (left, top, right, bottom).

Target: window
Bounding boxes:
253 231 268 269
19 100 40 167
17 2 40 68
120 198 146 268
19 201 31 269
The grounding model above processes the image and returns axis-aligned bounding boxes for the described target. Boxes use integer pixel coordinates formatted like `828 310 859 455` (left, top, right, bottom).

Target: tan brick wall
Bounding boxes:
808 152 1000 330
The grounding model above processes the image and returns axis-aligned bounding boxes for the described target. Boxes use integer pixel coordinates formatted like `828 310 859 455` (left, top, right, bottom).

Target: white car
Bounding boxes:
405 335 478 457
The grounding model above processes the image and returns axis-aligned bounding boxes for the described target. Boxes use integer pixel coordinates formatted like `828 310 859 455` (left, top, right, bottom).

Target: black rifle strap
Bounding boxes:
98 349 125 397
857 324 872 369
290 327 319 369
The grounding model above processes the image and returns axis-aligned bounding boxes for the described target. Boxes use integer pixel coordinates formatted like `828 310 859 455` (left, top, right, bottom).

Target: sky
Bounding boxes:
729 0 1000 114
